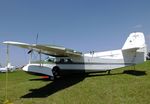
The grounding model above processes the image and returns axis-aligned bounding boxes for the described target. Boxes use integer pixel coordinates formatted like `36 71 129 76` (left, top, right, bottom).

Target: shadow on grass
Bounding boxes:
21 74 86 98
123 70 147 76
21 72 118 98
21 72 124 98
21 70 146 98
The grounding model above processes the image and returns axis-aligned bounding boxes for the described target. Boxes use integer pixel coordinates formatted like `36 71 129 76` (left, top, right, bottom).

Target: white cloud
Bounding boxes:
133 24 143 28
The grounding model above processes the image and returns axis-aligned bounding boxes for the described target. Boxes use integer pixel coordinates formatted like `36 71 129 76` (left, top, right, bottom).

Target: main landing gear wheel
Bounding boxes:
51 67 60 80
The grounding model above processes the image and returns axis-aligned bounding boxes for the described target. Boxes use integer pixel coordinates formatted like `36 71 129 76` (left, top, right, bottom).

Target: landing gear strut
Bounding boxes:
108 70 111 74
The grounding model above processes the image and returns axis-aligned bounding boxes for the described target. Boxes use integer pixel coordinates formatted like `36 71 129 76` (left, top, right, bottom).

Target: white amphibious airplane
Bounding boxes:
3 32 147 79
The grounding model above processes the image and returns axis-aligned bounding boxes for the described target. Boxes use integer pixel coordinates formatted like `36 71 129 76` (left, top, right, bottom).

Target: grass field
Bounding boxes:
0 61 150 104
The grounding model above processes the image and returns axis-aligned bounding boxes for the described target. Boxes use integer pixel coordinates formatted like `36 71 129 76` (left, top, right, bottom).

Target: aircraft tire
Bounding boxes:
52 66 60 78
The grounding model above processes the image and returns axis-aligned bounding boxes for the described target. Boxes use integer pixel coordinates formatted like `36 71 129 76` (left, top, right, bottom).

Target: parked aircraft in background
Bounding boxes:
3 32 147 79
0 63 16 72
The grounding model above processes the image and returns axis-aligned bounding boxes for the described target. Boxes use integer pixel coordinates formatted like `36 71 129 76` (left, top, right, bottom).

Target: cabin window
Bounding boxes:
60 59 65 63
58 58 73 63
45 56 56 63
67 59 72 63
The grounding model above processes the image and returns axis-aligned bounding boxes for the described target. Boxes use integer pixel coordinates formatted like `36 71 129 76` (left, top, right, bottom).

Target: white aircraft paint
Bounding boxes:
3 32 147 78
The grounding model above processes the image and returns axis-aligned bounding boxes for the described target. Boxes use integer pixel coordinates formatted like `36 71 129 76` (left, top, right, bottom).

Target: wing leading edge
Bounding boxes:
3 41 82 57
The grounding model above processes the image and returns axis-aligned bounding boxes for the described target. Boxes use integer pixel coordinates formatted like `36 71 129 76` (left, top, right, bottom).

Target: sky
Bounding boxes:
0 0 150 66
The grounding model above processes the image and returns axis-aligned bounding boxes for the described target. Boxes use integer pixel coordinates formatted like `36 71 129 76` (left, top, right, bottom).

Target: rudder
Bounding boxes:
122 32 147 64
122 32 145 50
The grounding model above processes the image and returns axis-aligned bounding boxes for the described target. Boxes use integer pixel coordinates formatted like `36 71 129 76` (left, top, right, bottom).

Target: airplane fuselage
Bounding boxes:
23 48 145 76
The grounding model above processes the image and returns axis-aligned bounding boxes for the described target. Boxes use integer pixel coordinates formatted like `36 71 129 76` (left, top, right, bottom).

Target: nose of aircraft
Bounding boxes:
22 65 28 71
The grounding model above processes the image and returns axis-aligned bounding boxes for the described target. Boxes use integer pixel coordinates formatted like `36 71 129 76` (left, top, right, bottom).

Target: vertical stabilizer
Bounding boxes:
122 32 147 64
122 32 145 49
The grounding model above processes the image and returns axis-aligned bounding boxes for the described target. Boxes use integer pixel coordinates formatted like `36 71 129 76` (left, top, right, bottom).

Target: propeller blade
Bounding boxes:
28 49 33 54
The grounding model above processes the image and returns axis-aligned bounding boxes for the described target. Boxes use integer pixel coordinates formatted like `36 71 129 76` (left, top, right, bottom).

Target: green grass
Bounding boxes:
1 61 150 104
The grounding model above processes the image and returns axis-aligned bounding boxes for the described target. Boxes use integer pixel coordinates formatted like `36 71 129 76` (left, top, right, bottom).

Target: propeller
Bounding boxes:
36 33 39 45
27 49 33 54
27 33 39 54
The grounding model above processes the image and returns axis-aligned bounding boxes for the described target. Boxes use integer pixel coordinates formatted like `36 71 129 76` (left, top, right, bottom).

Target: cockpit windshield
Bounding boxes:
44 56 56 63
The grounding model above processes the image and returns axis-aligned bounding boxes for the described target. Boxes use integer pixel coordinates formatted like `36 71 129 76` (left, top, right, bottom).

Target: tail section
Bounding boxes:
122 32 147 64
122 32 145 50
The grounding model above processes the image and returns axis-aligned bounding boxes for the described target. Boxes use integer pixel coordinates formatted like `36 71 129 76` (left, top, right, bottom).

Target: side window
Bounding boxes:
60 59 65 63
58 58 73 63
67 59 72 63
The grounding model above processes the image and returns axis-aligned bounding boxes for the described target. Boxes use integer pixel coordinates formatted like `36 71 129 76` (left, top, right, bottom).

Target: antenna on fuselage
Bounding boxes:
36 33 42 66
36 33 39 45
35 33 42 66
28 33 39 63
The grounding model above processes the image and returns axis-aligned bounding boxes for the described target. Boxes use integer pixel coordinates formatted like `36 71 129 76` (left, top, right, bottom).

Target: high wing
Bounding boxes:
3 41 82 57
